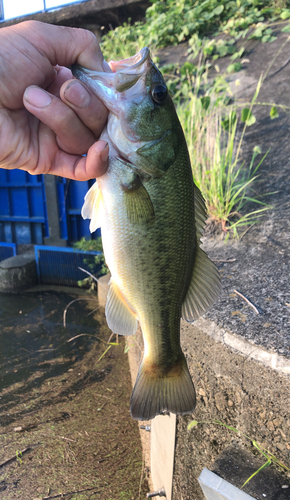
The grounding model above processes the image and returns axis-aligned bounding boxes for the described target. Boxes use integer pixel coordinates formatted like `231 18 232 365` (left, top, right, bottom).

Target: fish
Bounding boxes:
72 48 221 421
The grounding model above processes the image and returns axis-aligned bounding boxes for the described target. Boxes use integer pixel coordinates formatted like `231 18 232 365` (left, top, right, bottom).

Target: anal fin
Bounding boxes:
105 280 138 335
182 246 221 322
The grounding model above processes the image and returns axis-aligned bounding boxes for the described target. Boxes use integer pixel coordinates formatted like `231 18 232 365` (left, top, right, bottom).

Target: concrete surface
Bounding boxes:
198 469 256 500
0 0 150 39
211 445 290 500
0 253 37 293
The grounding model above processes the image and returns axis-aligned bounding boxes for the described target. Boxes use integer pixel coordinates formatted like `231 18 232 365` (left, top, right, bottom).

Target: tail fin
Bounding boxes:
130 355 196 421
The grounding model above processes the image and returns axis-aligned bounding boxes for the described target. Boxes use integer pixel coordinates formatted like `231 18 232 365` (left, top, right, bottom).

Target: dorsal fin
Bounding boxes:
181 186 221 322
81 181 103 233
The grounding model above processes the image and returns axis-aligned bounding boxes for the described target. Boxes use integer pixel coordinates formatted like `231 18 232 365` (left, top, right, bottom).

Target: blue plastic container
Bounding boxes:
0 242 17 261
34 245 102 286
0 170 48 244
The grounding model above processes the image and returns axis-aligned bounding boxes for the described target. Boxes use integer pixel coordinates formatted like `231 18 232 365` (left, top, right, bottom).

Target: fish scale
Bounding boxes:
73 48 221 420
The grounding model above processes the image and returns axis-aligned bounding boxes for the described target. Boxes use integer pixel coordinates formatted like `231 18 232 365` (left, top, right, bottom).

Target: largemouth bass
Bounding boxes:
72 48 220 421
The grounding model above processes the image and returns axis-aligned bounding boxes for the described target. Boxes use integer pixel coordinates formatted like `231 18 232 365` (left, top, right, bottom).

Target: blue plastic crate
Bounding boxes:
34 245 102 286
0 242 17 262
57 178 100 243
0 170 48 244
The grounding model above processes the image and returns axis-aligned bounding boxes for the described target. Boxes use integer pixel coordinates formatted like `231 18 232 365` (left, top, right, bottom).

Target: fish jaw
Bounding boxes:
72 47 151 115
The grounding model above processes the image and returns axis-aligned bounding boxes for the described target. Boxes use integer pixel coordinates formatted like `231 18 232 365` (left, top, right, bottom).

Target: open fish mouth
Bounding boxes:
108 47 150 74
72 47 152 99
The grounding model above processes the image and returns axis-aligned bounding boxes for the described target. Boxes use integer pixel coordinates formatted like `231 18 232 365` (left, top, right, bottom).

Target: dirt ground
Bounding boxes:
0 291 148 500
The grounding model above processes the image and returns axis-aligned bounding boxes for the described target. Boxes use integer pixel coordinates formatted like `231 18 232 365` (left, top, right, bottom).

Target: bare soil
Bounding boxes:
0 291 148 500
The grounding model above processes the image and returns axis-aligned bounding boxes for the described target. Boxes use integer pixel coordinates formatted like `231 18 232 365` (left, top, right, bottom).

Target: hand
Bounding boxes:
0 20 109 180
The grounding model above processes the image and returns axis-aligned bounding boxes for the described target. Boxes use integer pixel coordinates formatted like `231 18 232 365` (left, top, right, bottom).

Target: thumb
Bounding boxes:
17 20 104 71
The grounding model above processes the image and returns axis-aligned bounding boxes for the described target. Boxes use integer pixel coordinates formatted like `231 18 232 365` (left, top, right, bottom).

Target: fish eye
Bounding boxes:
151 84 168 104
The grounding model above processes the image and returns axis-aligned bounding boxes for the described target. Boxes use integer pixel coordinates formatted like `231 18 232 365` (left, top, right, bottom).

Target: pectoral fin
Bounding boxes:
121 176 155 224
106 280 138 335
81 181 103 233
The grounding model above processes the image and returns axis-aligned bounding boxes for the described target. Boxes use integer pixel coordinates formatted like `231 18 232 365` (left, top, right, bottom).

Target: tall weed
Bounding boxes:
175 68 270 236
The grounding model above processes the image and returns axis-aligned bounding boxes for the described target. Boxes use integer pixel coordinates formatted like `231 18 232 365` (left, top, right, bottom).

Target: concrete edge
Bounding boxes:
191 317 290 375
198 469 256 500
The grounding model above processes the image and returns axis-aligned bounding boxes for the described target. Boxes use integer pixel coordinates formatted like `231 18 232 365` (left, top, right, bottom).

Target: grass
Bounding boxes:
169 62 272 236
188 418 290 488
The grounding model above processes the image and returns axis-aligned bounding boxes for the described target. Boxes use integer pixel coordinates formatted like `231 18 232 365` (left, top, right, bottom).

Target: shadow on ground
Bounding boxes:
0 291 148 500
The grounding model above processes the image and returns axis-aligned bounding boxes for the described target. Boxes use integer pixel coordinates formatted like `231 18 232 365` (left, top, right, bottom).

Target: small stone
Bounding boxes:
276 443 286 451
273 418 282 427
282 485 289 489
199 388 206 397
215 393 226 412
13 426 22 432
267 421 275 431
228 400 234 407
235 392 242 404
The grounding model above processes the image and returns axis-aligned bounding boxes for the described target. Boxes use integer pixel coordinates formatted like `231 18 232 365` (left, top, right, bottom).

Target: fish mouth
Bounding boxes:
72 47 152 101
108 47 150 74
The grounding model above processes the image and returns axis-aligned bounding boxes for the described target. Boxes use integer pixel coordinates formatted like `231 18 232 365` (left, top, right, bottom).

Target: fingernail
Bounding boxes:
95 141 109 163
64 81 91 108
101 143 109 163
24 86 52 107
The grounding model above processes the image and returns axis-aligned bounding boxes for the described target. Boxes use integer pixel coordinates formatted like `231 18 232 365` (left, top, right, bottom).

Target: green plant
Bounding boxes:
176 67 270 236
15 450 22 465
188 419 290 487
101 0 290 62
73 237 109 287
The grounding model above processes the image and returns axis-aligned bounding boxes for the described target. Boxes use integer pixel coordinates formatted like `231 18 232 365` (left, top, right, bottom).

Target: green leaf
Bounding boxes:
241 108 256 126
282 24 290 32
227 62 242 73
212 5 224 16
251 26 264 39
187 420 199 430
222 111 237 131
242 460 272 488
201 96 211 110
218 45 230 57
180 61 196 76
281 10 290 20
270 106 279 119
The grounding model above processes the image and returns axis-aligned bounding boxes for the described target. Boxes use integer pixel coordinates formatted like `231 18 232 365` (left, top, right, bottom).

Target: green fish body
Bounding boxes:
73 48 220 420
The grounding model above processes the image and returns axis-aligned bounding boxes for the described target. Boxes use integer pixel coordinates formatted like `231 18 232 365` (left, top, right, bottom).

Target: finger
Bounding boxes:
33 140 109 181
0 22 105 110
46 66 72 97
23 85 96 155
60 79 108 138
19 21 105 71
